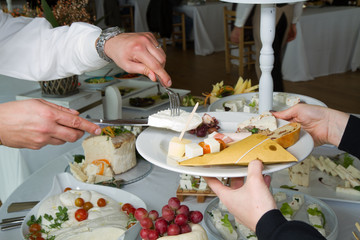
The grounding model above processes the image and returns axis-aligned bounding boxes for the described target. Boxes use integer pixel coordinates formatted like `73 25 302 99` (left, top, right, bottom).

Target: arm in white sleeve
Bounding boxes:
234 4 254 28
0 10 108 81
292 2 304 24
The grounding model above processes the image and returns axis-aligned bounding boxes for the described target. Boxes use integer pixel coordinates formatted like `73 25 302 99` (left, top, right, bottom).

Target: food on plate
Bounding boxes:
87 77 107 83
288 158 311 187
70 127 136 184
202 77 259 105
307 204 326 236
210 209 238 240
216 92 301 113
129 93 168 107
118 86 136 96
148 109 202 132
181 95 205 107
237 111 277 132
168 137 192 158
179 134 297 166
25 189 136 240
114 72 141 79
138 197 207 240
264 122 301 149
189 113 220 137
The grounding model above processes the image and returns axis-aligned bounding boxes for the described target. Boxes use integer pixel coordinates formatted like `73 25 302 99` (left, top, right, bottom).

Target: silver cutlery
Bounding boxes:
1 216 25 231
88 118 148 127
7 201 39 213
157 75 180 117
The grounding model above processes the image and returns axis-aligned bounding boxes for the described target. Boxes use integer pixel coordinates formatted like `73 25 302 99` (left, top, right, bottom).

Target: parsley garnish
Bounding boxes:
73 154 85 164
307 207 326 227
44 206 69 229
249 101 256 107
343 153 354 168
280 202 293 216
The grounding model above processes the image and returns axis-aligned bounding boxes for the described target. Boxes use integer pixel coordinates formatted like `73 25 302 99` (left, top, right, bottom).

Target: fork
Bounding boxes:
157 75 180 116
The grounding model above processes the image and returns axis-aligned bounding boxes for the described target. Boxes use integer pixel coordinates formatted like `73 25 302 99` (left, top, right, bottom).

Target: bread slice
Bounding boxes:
262 122 301 148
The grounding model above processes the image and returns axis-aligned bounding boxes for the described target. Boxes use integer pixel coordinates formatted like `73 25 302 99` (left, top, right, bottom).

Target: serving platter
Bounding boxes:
21 172 146 240
136 112 314 177
271 145 360 204
122 87 190 111
203 188 338 240
111 79 158 99
208 92 327 113
82 76 118 90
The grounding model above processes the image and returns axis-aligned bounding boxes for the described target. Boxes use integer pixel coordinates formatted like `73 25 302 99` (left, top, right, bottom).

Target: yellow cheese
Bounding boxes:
179 134 297 166
168 137 192 158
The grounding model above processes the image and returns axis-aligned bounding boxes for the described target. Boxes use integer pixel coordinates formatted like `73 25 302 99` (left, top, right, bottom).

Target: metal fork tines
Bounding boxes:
157 77 180 116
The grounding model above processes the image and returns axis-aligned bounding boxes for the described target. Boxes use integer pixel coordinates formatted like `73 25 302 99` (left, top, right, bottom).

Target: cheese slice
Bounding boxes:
179 134 297 166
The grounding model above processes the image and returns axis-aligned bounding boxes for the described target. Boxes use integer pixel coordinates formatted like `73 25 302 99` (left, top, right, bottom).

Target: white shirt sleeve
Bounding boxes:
292 2 304 24
0 11 108 81
234 4 254 28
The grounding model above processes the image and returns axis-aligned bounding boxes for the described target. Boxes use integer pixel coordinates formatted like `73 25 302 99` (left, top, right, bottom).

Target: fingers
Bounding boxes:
230 177 245 189
55 113 101 136
247 160 264 180
203 177 229 196
38 99 79 115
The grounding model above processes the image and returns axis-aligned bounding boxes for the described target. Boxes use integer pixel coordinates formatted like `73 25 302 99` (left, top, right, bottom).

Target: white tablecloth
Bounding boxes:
282 6 360 82
1 145 360 239
175 2 232 56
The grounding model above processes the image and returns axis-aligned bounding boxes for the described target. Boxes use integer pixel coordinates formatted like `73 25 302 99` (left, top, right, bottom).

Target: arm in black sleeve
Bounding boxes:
255 209 326 240
338 115 360 159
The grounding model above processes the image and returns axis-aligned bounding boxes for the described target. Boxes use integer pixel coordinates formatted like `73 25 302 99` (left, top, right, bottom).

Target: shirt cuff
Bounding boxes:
256 209 287 239
339 115 360 159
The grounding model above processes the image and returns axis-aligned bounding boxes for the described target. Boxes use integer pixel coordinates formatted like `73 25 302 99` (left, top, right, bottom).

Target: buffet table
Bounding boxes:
175 2 232 56
282 6 360 82
1 144 360 239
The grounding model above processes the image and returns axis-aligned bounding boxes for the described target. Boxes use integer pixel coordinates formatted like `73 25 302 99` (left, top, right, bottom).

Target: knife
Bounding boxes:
88 118 148 128
7 201 39 213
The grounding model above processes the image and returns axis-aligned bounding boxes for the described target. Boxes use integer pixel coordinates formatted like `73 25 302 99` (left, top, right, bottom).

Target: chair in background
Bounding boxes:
171 11 187 51
223 7 255 77
119 4 134 32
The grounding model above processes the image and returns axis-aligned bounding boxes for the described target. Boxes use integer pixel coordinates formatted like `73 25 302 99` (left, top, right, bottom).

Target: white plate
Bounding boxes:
21 173 146 240
208 92 327 112
122 88 190 111
271 146 360 204
112 79 158 99
82 76 118 90
204 188 338 240
136 112 314 177
84 62 124 77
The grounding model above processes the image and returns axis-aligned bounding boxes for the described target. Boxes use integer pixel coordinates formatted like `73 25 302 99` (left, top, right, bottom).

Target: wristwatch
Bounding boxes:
96 27 123 62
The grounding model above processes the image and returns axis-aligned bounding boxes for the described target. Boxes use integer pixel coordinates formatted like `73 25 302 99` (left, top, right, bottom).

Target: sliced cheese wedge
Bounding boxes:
179 134 297 166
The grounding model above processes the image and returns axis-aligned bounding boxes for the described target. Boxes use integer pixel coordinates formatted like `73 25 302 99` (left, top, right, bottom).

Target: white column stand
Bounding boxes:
258 4 276 113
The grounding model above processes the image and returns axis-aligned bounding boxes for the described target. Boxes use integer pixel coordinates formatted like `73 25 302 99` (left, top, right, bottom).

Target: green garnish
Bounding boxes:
280 202 293 216
248 127 259 134
27 215 42 226
247 234 257 239
249 101 256 107
44 206 69 229
343 153 354 168
354 186 360 192
280 185 297 190
73 154 85 164
221 214 234 234
307 207 326 227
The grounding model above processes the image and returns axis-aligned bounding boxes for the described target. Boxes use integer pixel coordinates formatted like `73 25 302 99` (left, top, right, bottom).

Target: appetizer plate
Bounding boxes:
122 87 190 111
208 92 327 113
136 112 314 177
114 72 143 79
111 79 158 99
82 76 118 90
21 172 146 240
271 145 360 204
65 155 153 187
204 188 338 240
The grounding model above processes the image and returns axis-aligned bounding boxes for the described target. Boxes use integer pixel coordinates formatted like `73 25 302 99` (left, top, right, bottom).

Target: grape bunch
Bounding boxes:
136 197 203 240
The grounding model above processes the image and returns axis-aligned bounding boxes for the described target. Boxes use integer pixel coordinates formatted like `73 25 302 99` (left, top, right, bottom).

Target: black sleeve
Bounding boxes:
255 209 326 240
338 115 360 159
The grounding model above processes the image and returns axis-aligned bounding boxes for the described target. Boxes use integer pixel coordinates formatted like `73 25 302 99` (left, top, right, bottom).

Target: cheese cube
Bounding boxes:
185 143 204 158
168 137 192 158
347 165 360 179
179 179 193 190
289 200 301 211
243 104 256 113
250 94 259 105
198 180 209 191
273 192 287 202
180 173 194 180
288 159 310 187
273 93 288 104
292 194 304 206
235 98 246 108
224 101 239 112
204 138 220 153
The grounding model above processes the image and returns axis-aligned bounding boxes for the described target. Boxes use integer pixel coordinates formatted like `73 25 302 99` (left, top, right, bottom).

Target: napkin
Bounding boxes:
179 134 298 166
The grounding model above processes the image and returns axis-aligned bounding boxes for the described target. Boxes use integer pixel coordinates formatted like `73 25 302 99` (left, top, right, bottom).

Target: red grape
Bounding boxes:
168 197 181 210
189 211 203 224
148 210 159 221
135 208 148 221
180 223 192 234
140 228 151 240
140 217 153 229
155 218 168 235
162 205 175 222
176 205 190 216
147 229 159 240
174 213 188 226
167 223 181 236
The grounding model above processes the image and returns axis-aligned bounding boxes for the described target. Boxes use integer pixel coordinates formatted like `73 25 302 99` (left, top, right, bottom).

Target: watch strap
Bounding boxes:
96 27 123 62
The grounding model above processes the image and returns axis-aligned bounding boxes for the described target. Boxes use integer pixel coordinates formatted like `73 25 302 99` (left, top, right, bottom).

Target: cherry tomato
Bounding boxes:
64 187 72 192
29 223 41 233
127 222 136 229
28 231 42 240
97 198 106 207
75 208 88 221
35 237 45 240
83 202 94 211
121 203 134 212
198 142 211 154
215 139 227 151
75 198 84 207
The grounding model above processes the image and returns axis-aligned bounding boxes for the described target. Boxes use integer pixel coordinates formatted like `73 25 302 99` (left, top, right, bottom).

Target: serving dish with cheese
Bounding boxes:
136 112 314 177
21 172 146 240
